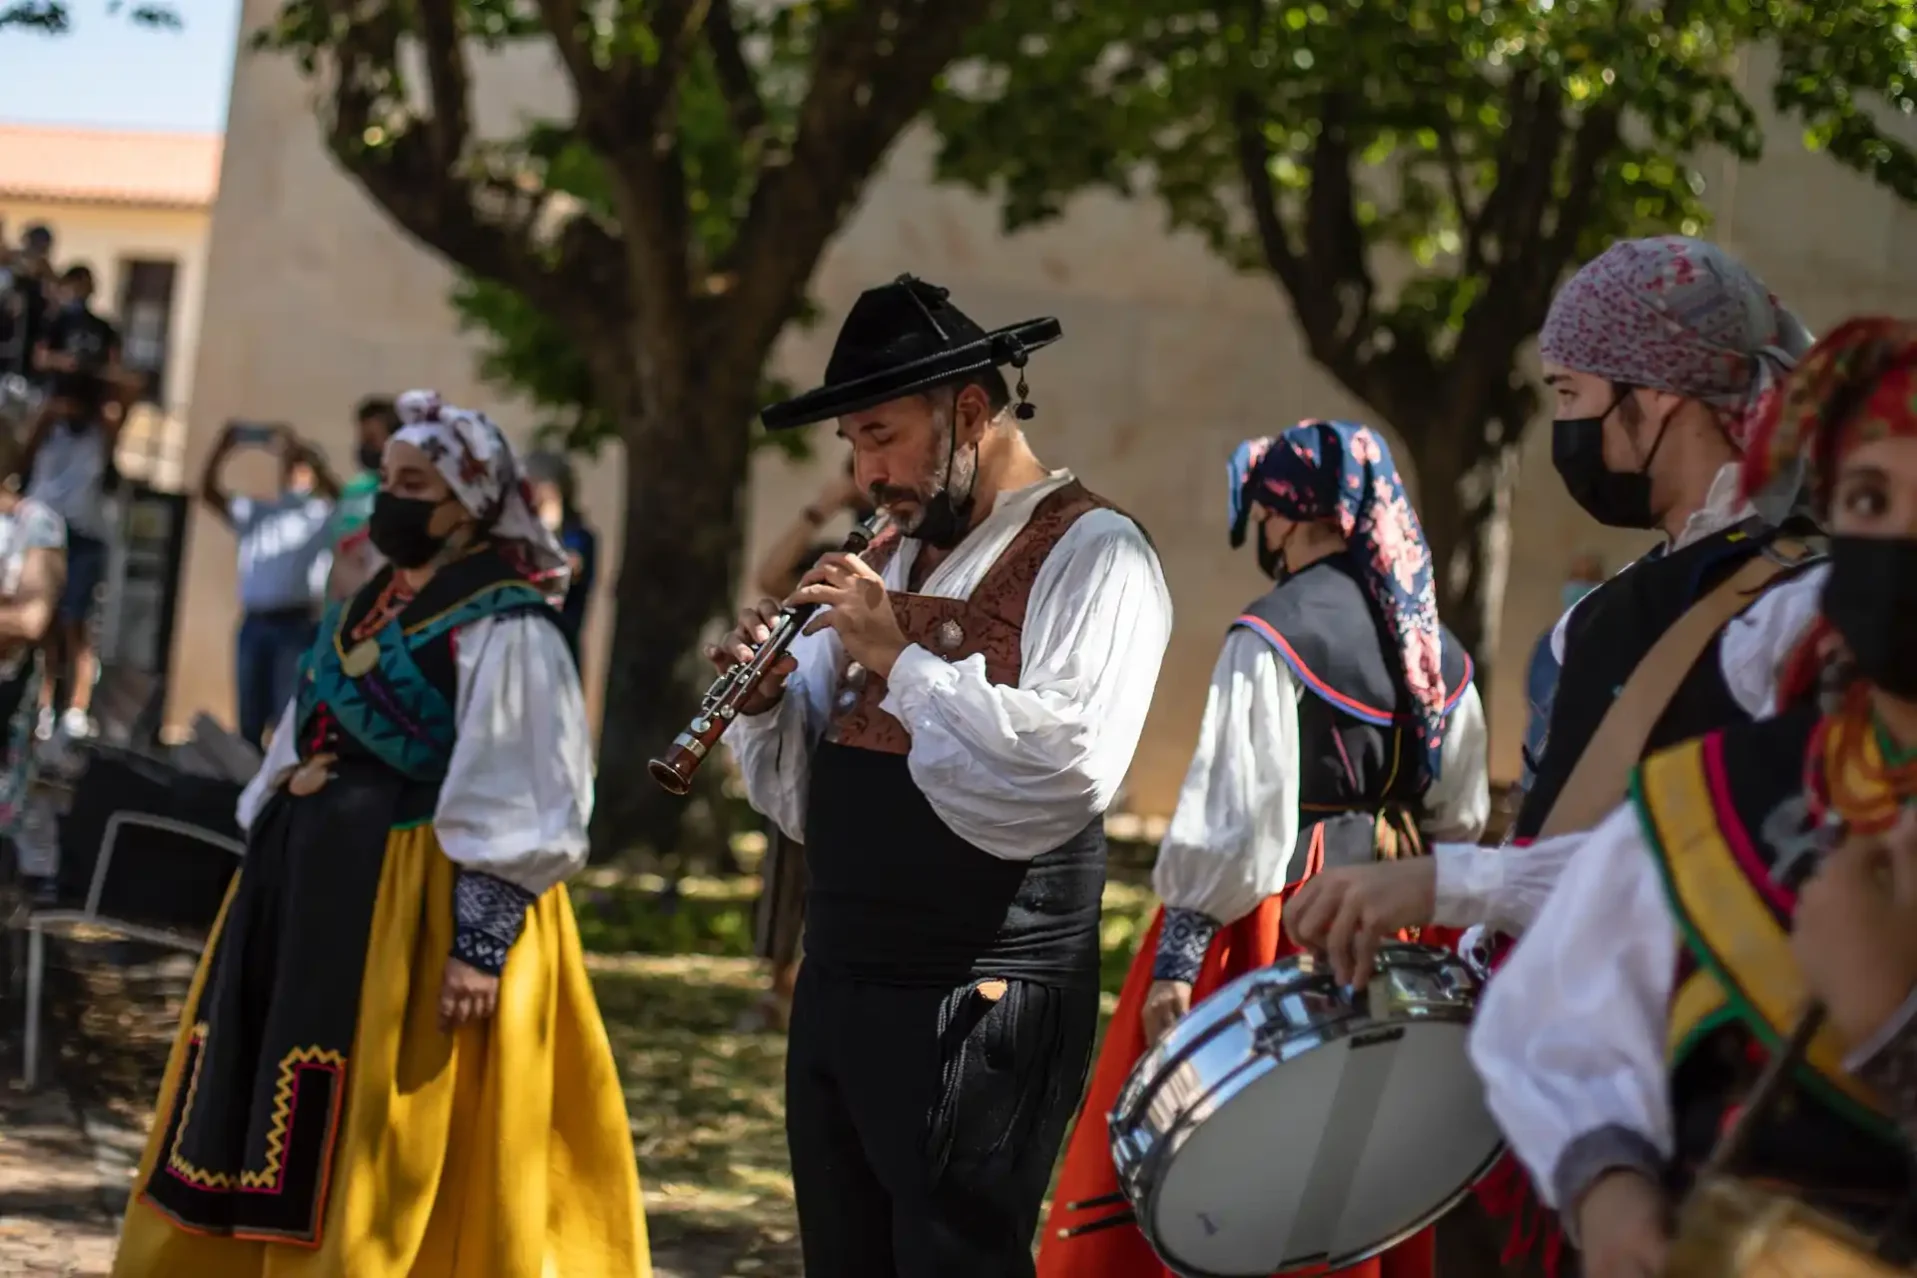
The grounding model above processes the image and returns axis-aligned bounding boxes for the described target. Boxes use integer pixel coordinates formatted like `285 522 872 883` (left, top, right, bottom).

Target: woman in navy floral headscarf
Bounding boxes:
1042 419 1488 1278
1228 419 1451 776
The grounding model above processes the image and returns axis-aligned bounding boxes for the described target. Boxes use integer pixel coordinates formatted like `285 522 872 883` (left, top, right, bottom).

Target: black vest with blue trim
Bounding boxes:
1513 516 1823 842
1233 553 1473 879
294 545 561 784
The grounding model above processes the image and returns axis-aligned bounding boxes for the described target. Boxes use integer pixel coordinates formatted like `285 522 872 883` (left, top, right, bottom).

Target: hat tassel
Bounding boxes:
1010 344 1036 421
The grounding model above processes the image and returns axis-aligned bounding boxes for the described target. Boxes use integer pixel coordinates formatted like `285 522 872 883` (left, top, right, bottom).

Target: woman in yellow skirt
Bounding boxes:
113 390 651 1277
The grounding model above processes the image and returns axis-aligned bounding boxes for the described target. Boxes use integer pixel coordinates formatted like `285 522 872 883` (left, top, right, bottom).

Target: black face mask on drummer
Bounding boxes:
1552 386 1674 531
370 492 456 569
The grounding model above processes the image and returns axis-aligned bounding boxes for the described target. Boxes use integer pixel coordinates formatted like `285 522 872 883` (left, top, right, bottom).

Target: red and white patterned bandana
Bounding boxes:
1538 236 1812 451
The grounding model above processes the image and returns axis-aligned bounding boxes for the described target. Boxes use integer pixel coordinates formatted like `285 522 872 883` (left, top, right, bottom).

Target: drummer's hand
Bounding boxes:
1142 980 1193 1044
703 598 797 717
438 957 499 1032
1287 860 1438 989
1575 1170 1669 1278
1793 810 1917 1046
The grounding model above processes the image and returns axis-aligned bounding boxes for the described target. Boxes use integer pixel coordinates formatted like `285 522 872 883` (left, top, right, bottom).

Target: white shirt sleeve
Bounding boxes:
1431 833 1585 933
236 697 301 833
1422 681 1491 843
881 511 1174 861
1150 628 1302 925
1717 564 1826 719
726 624 843 845
1468 803 1680 1211
431 613 596 895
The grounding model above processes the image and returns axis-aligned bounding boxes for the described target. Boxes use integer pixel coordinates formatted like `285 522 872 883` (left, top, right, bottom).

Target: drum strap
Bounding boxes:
1538 538 1816 838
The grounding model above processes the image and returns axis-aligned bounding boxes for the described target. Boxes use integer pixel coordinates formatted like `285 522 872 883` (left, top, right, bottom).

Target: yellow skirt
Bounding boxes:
112 824 652 1277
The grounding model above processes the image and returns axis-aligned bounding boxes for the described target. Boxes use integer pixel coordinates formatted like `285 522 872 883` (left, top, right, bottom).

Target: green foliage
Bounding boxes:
449 277 818 463
934 1 1917 355
929 0 1917 650
0 0 177 32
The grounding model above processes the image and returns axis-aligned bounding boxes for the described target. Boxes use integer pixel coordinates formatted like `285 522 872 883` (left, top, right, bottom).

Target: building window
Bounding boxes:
116 258 177 405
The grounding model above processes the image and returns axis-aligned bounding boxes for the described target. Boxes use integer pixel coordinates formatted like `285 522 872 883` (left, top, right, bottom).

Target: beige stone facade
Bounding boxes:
172 21 1917 819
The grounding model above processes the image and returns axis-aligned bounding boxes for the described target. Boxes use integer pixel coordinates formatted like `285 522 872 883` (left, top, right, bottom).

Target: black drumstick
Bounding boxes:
1057 1210 1136 1238
1064 1192 1127 1211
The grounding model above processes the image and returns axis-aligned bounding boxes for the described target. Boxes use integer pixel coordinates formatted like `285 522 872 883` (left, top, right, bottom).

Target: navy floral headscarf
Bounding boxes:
1227 420 1450 776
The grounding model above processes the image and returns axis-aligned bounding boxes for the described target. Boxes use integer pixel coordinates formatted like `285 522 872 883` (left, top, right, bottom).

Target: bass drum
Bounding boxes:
1108 943 1503 1277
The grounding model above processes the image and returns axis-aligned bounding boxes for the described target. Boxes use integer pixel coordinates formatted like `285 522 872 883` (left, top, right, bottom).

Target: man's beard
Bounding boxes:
876 413 978 550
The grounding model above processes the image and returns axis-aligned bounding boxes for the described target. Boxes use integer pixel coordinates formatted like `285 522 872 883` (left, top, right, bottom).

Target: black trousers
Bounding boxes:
785 964 1099 1278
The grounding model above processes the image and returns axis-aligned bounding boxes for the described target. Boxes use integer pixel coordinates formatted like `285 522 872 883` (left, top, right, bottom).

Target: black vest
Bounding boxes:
1234 554 1474 879
1514 518 1823 841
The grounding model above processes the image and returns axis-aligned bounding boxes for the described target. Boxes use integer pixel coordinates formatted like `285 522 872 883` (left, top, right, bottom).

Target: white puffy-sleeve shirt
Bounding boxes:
237 612 594 896
1428 563 1828 936
726 470 1174 861
1150 628 1491 931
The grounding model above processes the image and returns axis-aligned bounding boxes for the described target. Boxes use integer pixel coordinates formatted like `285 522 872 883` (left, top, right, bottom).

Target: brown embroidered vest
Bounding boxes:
823 479 1120 755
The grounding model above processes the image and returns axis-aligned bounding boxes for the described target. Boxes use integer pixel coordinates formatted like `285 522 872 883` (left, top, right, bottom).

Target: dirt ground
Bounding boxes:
0 940 803 1278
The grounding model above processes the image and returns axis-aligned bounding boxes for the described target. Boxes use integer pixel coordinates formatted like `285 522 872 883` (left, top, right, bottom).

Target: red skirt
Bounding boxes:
1037 889 1453 1278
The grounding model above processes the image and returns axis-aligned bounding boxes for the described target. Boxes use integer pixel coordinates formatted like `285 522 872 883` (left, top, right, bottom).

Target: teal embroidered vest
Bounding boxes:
294 548 556 782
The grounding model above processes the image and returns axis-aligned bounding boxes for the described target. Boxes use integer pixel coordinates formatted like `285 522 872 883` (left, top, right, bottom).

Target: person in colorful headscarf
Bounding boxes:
1284 236 1827 1278
1039 420 1489 1278
112 390 650 1278
1469 317 1917 1278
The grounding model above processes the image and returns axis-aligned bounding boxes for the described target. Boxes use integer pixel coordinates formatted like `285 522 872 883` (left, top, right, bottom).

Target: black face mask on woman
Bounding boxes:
1552 389 1674 531
1821 535 1917 700
368 492 450 569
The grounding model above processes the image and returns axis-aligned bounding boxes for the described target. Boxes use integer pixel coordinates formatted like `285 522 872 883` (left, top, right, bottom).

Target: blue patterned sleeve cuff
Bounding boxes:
452 870 538 977
1154 907 1222 984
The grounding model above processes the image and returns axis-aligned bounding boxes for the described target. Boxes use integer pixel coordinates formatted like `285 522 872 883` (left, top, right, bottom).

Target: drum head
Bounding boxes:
1147 1016 1501 1276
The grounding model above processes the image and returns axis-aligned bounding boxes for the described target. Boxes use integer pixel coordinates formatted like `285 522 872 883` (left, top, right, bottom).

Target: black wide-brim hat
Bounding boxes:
760 274 1061 431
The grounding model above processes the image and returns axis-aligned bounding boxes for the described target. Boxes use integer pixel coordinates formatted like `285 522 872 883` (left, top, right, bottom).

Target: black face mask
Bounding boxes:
357 444 384 472
1822 535 1917 700
1256 536 1285 582
368 493 448 569
901 394 978 550
1551 392 1672 531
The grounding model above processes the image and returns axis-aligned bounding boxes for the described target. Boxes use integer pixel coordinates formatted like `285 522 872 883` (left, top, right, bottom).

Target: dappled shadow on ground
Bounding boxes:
0 876 1160 1277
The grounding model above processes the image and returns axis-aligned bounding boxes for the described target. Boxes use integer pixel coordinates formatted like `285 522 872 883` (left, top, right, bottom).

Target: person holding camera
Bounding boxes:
17 370 122 742
200 421 341 747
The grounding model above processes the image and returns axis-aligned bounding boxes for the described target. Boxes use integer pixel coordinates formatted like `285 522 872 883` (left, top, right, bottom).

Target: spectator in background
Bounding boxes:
19 371 122 742
0 224 54 379
200 422 340 747
34 264 119 387
525 450 598 661
1519 550 1607 794
0 486 65 903
326 394 398 600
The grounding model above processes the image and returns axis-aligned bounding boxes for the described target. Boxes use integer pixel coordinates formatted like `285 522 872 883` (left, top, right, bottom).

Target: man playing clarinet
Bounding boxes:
710 275 1173 1277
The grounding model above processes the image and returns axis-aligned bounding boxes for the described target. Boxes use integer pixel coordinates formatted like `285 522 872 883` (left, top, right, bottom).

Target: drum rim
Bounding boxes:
1112 942 1480 1130
1108 942 1496 1276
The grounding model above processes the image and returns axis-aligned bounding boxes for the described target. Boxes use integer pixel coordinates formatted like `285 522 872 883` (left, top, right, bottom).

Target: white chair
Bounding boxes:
21 809 243 1089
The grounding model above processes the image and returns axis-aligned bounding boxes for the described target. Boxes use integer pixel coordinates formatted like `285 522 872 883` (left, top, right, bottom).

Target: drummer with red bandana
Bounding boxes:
1471 318 1917 1278
1040 420 1489 1278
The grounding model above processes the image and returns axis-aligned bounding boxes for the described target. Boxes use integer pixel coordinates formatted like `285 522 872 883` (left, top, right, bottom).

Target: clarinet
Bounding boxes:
648 509 891 796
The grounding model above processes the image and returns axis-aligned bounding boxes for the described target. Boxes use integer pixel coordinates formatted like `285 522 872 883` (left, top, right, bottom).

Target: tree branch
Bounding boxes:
1302 90 1376 362
317 0 627 349
705 0 767 147
714 0 997 389
1433 114 1485 274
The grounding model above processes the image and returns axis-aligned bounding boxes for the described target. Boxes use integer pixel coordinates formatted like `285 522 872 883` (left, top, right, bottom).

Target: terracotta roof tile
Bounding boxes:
0 126 222 209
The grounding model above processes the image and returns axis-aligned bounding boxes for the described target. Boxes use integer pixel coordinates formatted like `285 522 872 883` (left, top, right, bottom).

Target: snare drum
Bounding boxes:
1108 943 1503 1277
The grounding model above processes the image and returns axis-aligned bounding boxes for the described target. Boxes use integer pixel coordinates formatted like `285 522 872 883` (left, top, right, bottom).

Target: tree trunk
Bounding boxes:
588 376 758 866
1401 391 1531 695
